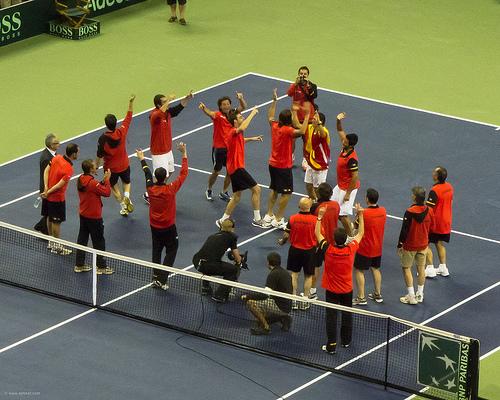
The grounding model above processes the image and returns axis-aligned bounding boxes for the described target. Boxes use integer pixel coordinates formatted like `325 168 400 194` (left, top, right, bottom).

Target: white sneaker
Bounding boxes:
119 202 128 216
400 294 418 305
437 264 450 277
425 265 437 278
263 214 274 224
252 219 272 229
416 293 424 303
271 217 287 230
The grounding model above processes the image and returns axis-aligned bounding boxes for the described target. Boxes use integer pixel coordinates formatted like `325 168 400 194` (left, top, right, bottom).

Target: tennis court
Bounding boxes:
0 72 499 399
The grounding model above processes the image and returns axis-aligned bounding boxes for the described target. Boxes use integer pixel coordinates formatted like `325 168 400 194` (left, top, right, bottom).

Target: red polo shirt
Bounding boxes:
322 240 359 294
427 182 454 234
312 200 340 245
77 175 111 219
287 83 315 121
269 121 295 169
288 212 317 250
99 111 132 173
47 155 73 202
226 128 245 175
357 206 387 258
212 111 232 149
336 149 360 190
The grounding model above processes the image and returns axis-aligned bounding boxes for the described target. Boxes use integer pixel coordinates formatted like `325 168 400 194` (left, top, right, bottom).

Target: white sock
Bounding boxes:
417 285 424 295
221 213 230 222
426 264 434 269
253 210 261 221
124 191 130 198
439 263 447 269
310 288 317 294
407 287 415 297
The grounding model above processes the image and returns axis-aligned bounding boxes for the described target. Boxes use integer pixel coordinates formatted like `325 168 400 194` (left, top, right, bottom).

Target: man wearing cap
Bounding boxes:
193 219 243 303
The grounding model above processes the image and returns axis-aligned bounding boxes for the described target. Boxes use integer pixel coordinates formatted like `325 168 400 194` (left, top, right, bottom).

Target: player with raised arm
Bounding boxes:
96 95 135 216
216 107 268 228
199 92 247 202
332 112 360 236
262 89 309 229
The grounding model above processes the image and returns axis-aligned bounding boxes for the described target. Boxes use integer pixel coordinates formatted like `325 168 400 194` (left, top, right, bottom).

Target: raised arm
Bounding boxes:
136 149 154 187
237 107 258 133
169 142 189 193
336 112 349 147
292 109 310 138
267 89 278 125
160 94 176 113
180 90 194 108
236 92 248 112
353 204 365 243
198 102 216 119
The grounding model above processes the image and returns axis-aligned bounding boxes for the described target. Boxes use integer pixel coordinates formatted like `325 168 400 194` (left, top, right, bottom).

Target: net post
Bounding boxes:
469 339 480 400
384 317 391 389
92 250 97 306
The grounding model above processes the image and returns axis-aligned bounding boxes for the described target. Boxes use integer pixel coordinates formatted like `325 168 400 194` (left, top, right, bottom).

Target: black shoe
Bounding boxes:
152 280 169 290
168 16 177 23
211 295 226 303
250 326 270 335
341 343 351 348
179 18 186 25
321 343 337 354
280 315 292 332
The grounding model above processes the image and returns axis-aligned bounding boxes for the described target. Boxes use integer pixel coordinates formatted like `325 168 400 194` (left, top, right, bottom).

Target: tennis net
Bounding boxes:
0 220 480 400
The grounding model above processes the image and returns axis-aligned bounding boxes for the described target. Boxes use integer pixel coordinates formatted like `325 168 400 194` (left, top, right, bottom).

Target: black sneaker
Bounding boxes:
152 280 168 290
179 18 187 25
280 315 292 332
341 343 351 348
218 192 231 202
368 293 384 303
211 295 226 303
321 343 337 354
250 326 270 335
97 267 114 275
168 16 177 23
205 190 213 201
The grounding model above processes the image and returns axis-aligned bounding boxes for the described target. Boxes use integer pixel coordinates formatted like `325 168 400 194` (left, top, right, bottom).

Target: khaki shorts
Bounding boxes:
399 248 428 269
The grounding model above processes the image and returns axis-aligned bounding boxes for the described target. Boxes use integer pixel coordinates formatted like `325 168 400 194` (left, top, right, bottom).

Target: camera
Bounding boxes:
227 250 249 270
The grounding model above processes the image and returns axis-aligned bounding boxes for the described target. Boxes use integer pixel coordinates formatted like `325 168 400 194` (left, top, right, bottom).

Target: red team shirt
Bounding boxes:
269 122 295 169
287 83 315 121
100 111 132 173
150 108 172 155
357 206 387 258
47 155 73 202
147 158 189 229
312 200 340 245
288 212 318 250
427 182 454 234
212 111 232 149
336 149 360 190
400 205 435 251
303 125 331 171
77 175 111 219
322 240 359 294
226 128 245 175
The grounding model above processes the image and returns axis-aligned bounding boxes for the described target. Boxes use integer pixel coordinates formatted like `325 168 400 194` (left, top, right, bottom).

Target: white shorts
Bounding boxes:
304 166 328 187
152 152 175 177
331 186 358 216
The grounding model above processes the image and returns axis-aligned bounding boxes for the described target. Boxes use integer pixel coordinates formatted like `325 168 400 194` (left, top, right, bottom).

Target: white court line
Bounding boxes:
0 72 254 168
0 227 277 355
0 94 287 210
249 72 500 130
277 280 500 400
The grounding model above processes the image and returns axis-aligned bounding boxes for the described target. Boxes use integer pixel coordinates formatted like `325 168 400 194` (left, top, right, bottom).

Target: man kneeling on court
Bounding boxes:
241 252 293 335
193 219 243 303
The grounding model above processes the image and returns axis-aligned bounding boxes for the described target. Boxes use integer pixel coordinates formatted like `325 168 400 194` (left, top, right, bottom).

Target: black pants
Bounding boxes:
193 255 239 300
75 216 106 267
325 290 353 346
34 216 49 235
151 225 178 284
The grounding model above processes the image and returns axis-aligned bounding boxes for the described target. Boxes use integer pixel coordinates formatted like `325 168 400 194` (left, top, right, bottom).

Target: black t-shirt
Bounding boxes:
193 231 238 263
266 266 293 313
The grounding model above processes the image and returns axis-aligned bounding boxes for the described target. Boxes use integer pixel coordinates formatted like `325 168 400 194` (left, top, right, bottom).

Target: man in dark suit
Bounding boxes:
34 134 60 234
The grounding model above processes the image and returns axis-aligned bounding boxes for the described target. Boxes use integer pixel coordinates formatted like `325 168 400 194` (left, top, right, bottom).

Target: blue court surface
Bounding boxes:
0 73 499 399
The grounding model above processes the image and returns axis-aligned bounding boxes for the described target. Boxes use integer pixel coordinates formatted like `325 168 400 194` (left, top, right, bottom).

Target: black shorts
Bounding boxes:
230 168 257 193
41 198 49 217
269 165 293 194
47 200 66 223
354 253 382 271
287 246 315 275
110 166 131 187
429 233 451 243
212 147 227 172
167 0 186 5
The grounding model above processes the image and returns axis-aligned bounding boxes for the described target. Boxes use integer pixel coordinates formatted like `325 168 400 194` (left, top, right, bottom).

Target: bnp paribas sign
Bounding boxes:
85 0 146 17
417 332 479 400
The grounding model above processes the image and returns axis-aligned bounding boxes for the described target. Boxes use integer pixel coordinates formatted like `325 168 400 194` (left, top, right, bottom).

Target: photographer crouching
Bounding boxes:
193 219 246 303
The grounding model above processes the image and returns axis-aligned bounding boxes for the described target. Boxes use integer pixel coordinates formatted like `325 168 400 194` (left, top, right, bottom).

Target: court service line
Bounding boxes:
277 280 500 400
159 162 500 246
0 227 277 355
0 72 255 168
249 72 500 130
0 94 288 210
